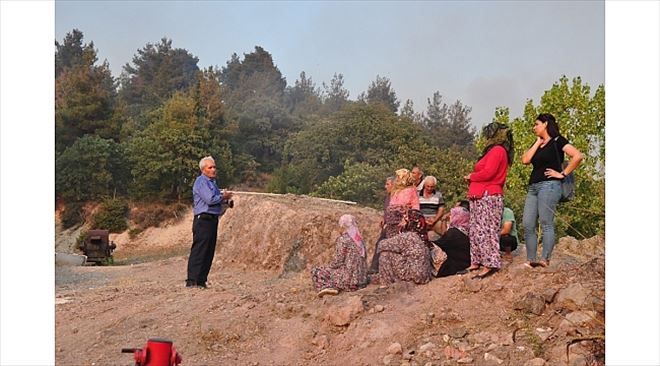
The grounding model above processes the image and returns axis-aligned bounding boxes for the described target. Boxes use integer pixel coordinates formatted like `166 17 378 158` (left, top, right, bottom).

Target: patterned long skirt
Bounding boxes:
372 232 432 285
469 195 504 269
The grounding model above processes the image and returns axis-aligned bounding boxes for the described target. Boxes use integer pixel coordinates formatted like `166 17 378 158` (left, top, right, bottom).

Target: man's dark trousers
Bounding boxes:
187 214 219 285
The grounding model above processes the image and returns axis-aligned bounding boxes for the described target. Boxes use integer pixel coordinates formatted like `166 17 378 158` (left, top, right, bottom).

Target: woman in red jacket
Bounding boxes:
463 123 514 279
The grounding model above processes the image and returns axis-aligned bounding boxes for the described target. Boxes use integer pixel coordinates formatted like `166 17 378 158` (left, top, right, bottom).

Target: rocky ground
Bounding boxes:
55 194 605 366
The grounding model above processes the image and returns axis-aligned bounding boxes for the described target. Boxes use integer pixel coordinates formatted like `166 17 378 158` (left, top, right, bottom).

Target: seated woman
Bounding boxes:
432 206 471 277
370 209 432 285
311 214 368 297
382 168 420 239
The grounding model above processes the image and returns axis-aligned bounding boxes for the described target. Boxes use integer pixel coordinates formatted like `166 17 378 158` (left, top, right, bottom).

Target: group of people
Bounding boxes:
310 113 583 297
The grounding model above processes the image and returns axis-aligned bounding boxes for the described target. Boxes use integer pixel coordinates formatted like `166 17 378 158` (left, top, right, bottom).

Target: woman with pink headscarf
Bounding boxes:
432 205 471 277
311 214 368 297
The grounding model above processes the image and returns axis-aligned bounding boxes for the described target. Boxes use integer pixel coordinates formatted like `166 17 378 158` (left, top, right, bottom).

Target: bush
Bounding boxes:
313 161 390 208
129 202 189 236
91 199 129 233
61 202 85 229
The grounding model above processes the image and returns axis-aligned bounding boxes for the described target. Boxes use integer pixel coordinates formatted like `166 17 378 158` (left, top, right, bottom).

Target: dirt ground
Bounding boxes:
55 194 605 366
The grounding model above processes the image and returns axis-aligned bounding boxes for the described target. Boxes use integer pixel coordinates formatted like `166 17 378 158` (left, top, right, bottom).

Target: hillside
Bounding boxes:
55 194 605 366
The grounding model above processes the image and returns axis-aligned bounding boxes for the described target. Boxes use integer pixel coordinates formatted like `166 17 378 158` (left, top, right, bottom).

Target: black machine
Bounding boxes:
79 229 117 265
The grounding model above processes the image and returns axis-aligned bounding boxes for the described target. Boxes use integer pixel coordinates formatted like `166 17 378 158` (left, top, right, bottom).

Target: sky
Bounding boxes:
55 1 605 128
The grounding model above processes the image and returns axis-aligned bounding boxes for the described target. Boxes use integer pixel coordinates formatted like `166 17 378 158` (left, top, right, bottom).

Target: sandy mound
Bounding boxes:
55 194 605 366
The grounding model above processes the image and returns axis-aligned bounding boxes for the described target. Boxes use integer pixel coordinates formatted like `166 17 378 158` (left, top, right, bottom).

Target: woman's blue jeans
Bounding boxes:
522 180 561 261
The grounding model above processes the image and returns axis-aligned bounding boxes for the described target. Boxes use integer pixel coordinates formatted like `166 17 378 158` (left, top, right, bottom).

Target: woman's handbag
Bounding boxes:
553 137 575 203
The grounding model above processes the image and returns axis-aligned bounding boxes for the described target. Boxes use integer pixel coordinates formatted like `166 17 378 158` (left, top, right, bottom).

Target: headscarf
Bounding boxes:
448 206 470 236
391 168 416 194
481 122 514 165
339 214 366 257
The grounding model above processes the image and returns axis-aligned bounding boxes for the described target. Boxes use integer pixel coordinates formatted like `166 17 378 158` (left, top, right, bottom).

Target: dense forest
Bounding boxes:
55 29 604 239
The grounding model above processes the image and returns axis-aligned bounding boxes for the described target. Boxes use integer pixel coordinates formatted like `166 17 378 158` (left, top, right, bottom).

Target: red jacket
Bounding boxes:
467 145 508 199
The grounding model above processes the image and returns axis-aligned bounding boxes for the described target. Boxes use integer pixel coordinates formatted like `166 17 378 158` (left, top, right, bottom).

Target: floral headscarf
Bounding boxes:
391 168 416 194
481 122 514 165
448 206 470 236
339 214 366 257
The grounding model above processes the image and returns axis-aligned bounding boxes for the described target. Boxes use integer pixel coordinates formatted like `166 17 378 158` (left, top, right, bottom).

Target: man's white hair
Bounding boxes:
199 156 215 171
423 175 437 186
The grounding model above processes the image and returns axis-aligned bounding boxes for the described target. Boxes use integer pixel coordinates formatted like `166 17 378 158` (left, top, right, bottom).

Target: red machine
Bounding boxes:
122 338 182 366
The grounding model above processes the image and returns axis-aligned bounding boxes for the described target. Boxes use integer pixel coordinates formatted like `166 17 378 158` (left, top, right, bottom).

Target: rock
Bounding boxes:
484 352 504 364
473 331 494 344
556 283 590 307
490 283 504 291
424 363 433 366
374 304 385 312
383 354 395 365
463 276 482 292
449 327 468 338
535 327 553 342
549 343 592 366
325 295 364 326
557 311 598 336
387 342 403 355
457 357 473 364
419 342 436 352
442 334 450 343
403 350 415 360
312 334 329 350
541 288 558 303
514 292 545 315
524 358 547 366
444 345 467 360
495 331 514 346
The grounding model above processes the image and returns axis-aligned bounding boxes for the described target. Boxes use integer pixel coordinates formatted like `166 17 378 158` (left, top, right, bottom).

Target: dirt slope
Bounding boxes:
55 194 605 366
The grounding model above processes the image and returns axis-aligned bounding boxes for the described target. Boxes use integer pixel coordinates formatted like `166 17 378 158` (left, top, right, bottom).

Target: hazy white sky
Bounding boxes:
55 0 605 128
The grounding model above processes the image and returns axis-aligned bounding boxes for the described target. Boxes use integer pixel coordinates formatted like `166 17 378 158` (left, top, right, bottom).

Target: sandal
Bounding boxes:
472 268 498 279
538 259 549 268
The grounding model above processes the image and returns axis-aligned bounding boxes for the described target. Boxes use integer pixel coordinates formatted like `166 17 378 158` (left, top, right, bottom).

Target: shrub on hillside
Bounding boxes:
61 202 85 229
91 199 129 233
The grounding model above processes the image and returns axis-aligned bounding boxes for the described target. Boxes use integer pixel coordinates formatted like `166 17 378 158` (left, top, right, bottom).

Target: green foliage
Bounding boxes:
363 75 400 113
232 96 298 173
286 71 322 116
321 73 350 113
61 202 85 229
392 144 478 205
422 92 475 148
56 30 120 152
282 103 422 193
91 199 129 233
313 162 390 208
504 76 605 238
55 29 97 78
119 38 200 116
56 135 129 201
126 92 229 201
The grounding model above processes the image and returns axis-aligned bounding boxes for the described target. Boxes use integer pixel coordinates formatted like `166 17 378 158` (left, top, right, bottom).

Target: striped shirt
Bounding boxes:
418 189 445 218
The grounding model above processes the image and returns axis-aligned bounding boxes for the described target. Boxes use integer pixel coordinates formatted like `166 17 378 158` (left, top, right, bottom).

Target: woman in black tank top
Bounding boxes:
520 113 583 267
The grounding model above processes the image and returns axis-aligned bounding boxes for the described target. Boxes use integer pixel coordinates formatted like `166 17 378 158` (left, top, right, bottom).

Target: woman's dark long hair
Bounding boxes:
537 113 560 138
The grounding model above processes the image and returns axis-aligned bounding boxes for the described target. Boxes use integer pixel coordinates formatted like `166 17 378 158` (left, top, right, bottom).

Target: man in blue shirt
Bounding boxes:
186 156 233 288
